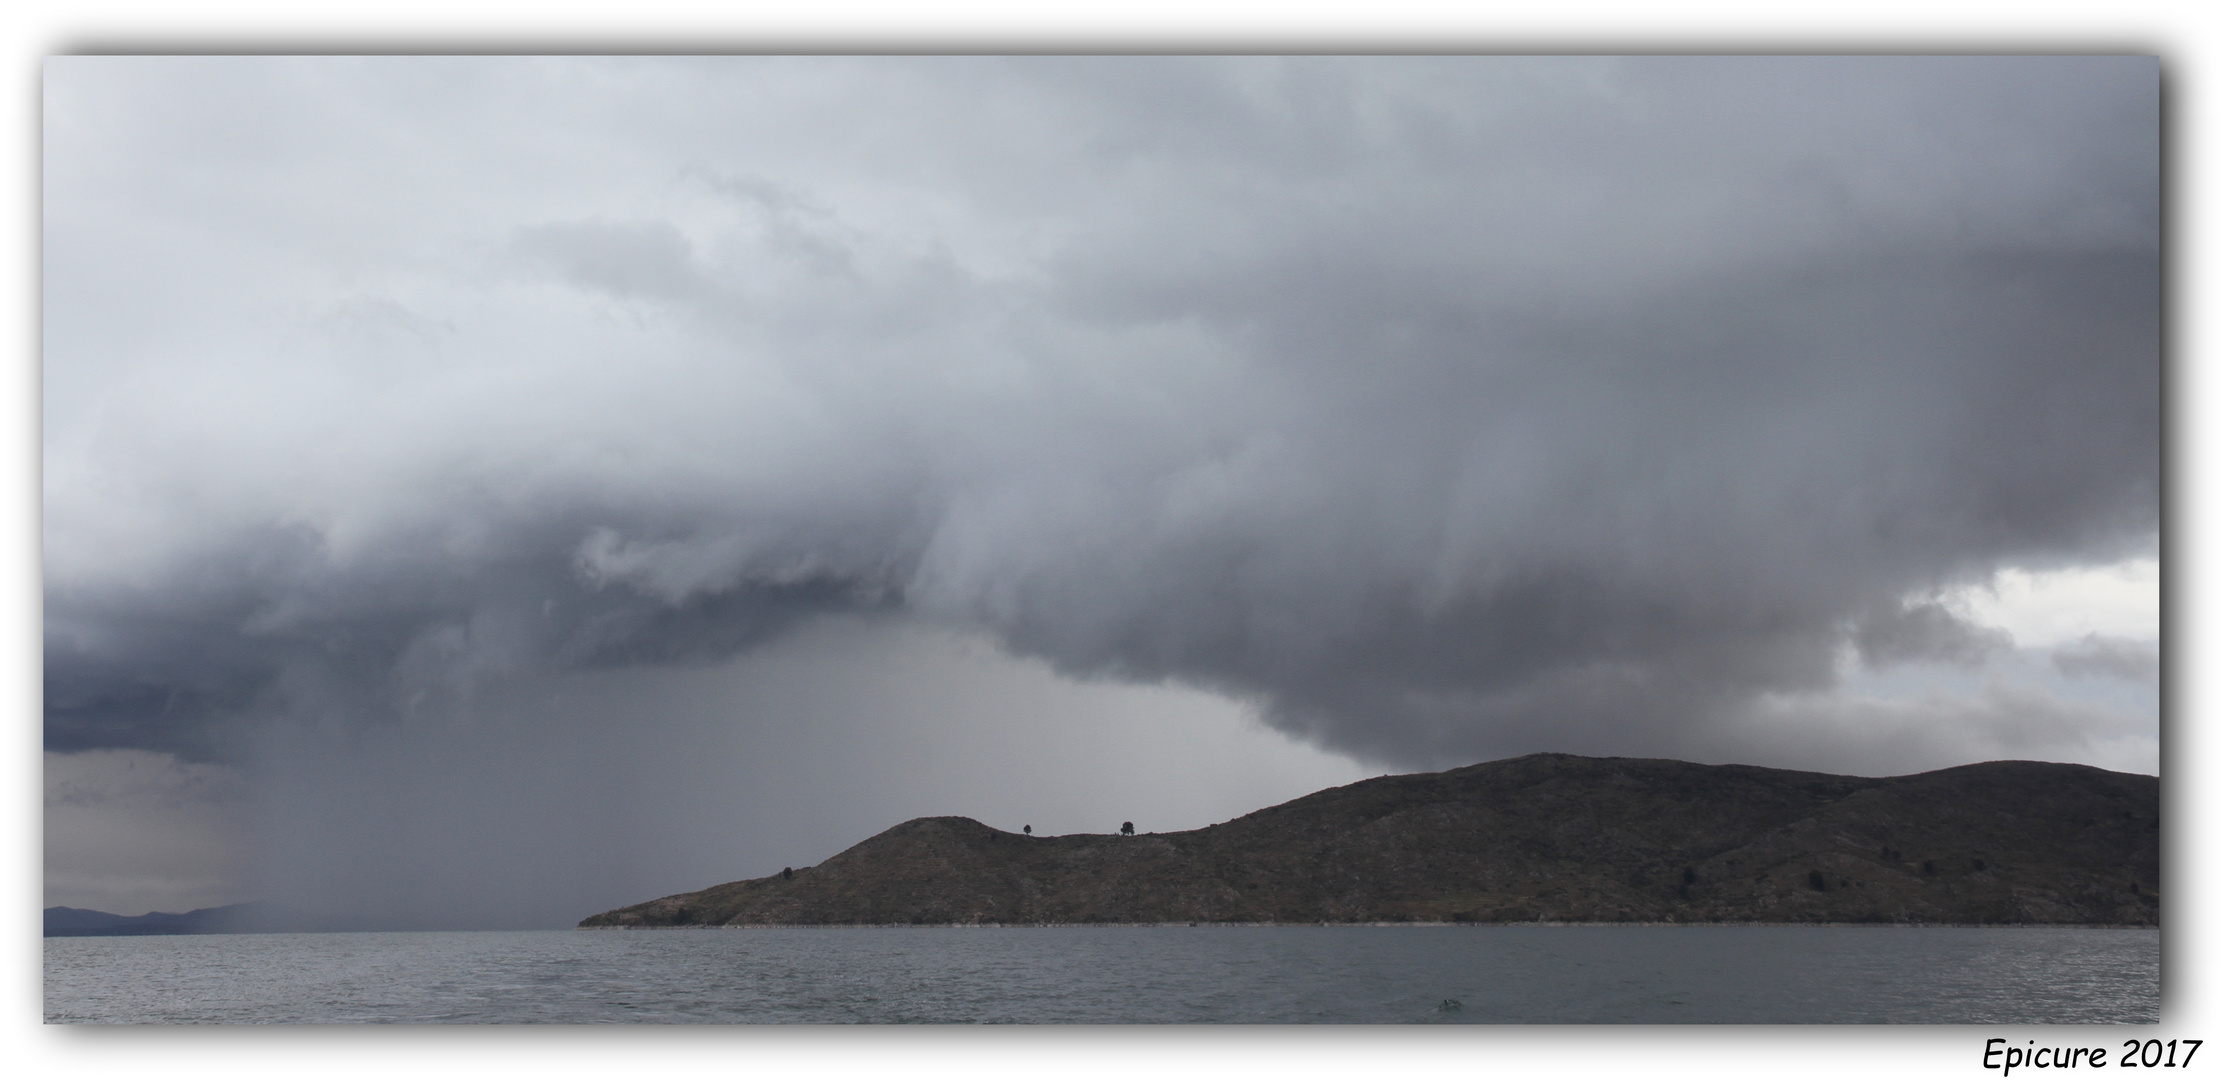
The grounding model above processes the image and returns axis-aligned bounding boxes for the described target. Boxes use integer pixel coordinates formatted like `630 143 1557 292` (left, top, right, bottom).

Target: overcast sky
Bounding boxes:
42 56 2158 926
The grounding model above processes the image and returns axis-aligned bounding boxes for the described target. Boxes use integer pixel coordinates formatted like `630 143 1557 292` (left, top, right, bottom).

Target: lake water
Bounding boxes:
45 925 2157 1025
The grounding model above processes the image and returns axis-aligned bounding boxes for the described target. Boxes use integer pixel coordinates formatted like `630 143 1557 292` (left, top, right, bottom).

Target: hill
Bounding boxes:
44 902 266 937
579 753 2159 928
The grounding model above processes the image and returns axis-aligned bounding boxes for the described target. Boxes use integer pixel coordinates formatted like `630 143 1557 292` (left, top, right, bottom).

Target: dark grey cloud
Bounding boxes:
45 57 2155 802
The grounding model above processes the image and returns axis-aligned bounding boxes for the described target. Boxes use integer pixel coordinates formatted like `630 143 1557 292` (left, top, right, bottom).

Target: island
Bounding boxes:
579 753 2159 928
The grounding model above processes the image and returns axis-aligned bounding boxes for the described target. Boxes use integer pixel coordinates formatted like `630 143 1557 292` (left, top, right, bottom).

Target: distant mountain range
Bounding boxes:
44 902 267 937
581 753 2160 928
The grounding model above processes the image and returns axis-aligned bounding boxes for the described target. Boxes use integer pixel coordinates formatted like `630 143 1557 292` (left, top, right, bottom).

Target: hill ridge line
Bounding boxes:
581 753 2159 928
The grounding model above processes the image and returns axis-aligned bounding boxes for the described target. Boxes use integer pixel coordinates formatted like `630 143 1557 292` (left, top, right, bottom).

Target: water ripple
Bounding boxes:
45 925 2158 1025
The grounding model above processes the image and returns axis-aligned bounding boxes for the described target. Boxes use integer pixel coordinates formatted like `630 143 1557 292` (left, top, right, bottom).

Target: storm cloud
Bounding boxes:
43 57 2158 921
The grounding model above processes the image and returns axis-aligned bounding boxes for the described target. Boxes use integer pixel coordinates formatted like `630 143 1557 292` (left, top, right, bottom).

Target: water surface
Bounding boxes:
45 925 2158 1024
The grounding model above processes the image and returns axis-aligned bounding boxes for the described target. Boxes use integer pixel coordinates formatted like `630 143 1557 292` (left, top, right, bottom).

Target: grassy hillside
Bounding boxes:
580 753 2159 927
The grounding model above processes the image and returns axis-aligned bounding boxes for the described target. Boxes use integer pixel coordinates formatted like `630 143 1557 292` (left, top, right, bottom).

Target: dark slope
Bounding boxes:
580 754 2159 928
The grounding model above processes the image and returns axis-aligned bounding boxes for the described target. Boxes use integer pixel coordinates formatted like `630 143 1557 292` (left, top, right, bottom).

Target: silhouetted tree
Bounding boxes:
1808 870 1827 891
782 867 793 880
1120 821 1135 836
1023 824 1032 835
